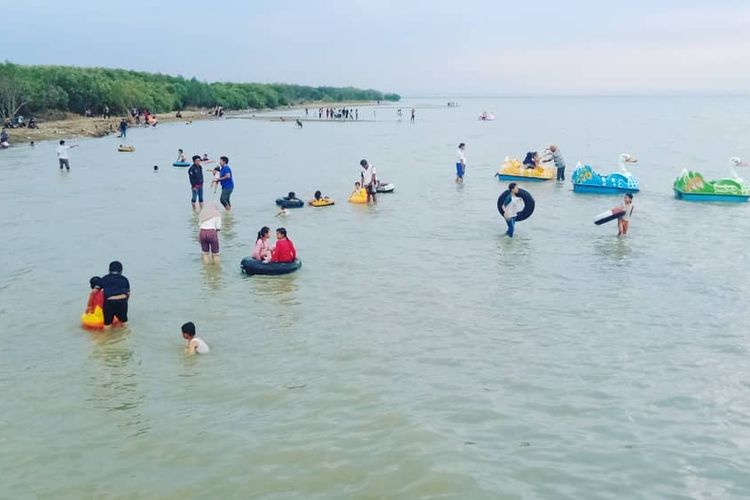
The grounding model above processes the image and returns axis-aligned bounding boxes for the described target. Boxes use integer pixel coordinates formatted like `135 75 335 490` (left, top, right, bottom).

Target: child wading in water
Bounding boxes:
618 193 634 236
182 322 210 354
85 276 103 314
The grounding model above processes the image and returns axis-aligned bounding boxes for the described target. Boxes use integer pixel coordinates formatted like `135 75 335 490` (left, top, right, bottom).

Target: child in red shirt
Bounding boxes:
271 228 297 263
86 276 104 313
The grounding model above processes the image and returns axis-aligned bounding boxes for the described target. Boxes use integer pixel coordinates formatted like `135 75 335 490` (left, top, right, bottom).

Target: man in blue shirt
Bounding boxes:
218 155 234 211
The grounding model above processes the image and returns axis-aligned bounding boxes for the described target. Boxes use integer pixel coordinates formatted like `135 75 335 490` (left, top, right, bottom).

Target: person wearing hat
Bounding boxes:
360 159 377 204
543 144 567 181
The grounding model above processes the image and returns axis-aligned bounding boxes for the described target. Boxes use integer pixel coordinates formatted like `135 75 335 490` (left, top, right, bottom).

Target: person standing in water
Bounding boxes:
96 260 130 329
119 118 128 139
618 193 634 236
410 107 415 122
217 156 234 211
198 203 222 264
544 144 566 181
360 159 377 204
188 155 204 210
56 140 78 171
502 183 525 238
456 143 467 183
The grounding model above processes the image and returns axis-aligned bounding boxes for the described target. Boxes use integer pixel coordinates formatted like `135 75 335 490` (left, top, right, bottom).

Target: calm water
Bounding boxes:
2 97 750 499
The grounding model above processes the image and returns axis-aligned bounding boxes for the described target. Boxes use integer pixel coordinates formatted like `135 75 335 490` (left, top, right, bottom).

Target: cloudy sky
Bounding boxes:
3 0 749 95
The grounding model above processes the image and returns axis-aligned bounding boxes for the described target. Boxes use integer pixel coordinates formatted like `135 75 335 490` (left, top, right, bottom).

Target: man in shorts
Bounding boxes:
96 260 130 329
56 140 78 171
217 156 234 211
360 159 377 204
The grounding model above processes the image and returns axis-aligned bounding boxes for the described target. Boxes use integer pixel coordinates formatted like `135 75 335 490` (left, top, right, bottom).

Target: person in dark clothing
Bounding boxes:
188 155 204 210
119 118 128 138
95 260 130 329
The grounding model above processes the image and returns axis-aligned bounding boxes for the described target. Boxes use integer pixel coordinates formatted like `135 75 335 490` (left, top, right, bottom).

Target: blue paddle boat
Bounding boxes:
572 154 640 194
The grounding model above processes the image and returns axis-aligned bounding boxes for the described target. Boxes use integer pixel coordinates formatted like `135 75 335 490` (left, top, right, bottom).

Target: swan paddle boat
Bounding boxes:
479 111 496 121
496 157 555 182
572 153 640 194
673 158 750 202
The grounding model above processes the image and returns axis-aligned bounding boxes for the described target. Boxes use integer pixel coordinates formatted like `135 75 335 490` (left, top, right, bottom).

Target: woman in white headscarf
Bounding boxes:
198 203 222 264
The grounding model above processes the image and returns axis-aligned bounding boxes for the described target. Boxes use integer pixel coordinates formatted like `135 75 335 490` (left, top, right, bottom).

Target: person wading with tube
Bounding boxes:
188 155 204 210
360 159 377 204
503 183 525 238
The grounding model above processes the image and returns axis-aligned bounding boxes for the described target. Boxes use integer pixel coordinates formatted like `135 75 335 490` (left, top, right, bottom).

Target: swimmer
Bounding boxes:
153 165 159 172
276 207 289 217
181 321 210 354
618 193 634 236
176 149 186 163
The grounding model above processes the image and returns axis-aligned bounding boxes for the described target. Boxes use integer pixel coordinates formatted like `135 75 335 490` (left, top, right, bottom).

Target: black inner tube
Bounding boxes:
497 188 535 222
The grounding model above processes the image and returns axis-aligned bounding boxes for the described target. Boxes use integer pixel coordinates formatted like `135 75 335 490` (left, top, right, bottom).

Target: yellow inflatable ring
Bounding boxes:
348 188 368 204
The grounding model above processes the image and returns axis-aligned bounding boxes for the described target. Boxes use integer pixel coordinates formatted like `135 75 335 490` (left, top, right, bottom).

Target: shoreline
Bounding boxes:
3 100 384 144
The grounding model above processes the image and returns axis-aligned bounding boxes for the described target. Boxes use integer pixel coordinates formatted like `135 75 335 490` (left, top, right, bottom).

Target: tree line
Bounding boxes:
0 62 400 118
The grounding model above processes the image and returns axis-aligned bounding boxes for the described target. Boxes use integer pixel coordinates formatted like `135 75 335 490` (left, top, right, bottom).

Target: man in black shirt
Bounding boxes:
96 260 130 329
188 155 204 210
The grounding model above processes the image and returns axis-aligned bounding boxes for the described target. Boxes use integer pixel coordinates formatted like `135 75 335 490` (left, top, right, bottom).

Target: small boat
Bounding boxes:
496 157 555 182
479 112 495 121
673 158 750 202
240 258 301 276
117 145 135 152
572 154 640 194
376 182 395 193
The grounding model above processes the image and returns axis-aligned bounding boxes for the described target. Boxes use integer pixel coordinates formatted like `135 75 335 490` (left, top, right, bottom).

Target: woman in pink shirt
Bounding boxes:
252 226 272 262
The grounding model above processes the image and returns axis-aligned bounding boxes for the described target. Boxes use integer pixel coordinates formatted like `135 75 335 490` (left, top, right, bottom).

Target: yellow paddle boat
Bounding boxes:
496 157 555 182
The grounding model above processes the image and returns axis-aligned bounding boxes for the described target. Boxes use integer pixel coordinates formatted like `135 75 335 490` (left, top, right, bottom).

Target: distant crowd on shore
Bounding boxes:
313 107 360 120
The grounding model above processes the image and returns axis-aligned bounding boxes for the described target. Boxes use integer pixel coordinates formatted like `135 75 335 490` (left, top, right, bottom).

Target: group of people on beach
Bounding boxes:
317 107 359 120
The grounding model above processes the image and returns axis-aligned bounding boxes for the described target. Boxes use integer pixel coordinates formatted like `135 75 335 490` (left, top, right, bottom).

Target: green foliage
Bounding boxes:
0 62 400 116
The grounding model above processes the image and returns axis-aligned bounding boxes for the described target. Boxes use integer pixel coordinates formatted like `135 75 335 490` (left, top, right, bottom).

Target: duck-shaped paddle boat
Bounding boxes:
673 157 750 202
572 153 640 194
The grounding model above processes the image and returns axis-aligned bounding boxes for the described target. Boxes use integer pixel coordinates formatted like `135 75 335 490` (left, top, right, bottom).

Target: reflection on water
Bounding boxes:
200 262 222 291
86 330 149 438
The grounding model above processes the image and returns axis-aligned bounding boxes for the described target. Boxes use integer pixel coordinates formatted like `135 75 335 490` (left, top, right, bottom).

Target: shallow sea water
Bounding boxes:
1 97 750 498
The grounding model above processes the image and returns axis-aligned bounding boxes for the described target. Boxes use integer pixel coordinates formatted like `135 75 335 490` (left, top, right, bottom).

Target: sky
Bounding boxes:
3 0 749 95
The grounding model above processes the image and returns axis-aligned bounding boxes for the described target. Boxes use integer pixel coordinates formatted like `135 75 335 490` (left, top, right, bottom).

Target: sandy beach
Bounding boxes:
3 101 381 144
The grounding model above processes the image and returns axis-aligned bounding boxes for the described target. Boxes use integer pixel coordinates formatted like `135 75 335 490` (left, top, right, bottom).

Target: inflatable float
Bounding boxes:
276 197 304 209
376 182 395 193
673 169 750 202
118 145 135 152
497 188 535 221
349 188 368 204
572 154 640 194
309 197 335 207
80 306 121 329
479 112 495 121
240 257 302 276
173 161 191 167
496 157 555 182
594 207 625 225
